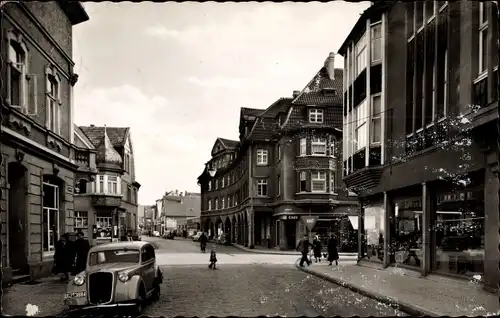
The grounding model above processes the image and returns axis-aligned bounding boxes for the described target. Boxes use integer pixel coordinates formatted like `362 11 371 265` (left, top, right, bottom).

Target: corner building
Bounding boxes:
0 2 90 282
198 54 359 250
339 1 498 291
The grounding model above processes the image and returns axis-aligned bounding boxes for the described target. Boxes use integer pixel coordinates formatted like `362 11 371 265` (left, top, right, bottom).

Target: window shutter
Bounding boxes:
26 74 38 116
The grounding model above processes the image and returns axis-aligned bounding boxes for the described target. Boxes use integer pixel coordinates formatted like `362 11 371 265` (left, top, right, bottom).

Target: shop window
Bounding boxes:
433 190 484 280
391 198 423 268
74 211 89 229
363 205 385 263
96 216 112 239
42 181 60 254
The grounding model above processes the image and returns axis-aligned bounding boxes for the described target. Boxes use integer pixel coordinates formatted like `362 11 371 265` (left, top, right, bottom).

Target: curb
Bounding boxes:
232 244 357 257
295 259 438 317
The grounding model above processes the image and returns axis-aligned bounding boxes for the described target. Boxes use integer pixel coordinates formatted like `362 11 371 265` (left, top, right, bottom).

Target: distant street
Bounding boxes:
142 237 407 317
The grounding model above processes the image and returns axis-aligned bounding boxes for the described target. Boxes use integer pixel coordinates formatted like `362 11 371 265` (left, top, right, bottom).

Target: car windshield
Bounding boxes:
88 249 140 266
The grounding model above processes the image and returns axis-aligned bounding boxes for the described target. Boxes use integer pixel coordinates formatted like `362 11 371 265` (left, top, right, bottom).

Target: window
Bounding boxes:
257 179 268 196
215 198 219 210
74 211 89 229
300 138 307 156
437 49 448 120
330 171 336 193
257 149 268 165
309 109 324 123
371 24 382 63
222 177 225 188
99 175 104 193
329 137 336 157
227 175 231 185
215 179 219 190
299 172 307 192
277 176 281 197
311 138 327 155
355 32 367 77
228 196 232 207
108 176 118 194
208 181 212 191
355 100 368 151
277 145 281 161
208 199 212 211
478 2 488 75
221 197 225 209
311 171 327 192
43 182 59 253
77 179 87 194
46 66 61 134
127 187 132 201
371 95 382 143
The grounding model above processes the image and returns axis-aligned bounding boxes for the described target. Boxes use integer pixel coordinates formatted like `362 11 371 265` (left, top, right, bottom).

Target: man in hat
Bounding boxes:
296 234 312 267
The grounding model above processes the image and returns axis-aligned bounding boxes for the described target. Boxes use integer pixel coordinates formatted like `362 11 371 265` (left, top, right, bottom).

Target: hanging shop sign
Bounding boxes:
301 216 318 230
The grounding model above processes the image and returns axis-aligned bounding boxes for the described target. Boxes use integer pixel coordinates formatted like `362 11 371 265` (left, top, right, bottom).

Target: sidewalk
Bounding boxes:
297 261 499 317
233 243 357 257
2 276 67 317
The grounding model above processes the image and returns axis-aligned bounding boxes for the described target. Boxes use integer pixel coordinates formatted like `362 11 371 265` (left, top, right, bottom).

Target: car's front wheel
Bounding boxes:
134 290 145 316
152 283 160 301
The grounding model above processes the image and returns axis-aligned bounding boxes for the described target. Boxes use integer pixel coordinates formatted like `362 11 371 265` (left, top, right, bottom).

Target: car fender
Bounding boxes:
114 275 144 303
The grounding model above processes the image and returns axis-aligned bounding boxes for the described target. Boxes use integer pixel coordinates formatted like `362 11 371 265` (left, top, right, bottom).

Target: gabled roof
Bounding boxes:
211 137 239 156
241 108 263 117
258 98 293 119
74 124 95 149
291 68 343 106
79 126 129 148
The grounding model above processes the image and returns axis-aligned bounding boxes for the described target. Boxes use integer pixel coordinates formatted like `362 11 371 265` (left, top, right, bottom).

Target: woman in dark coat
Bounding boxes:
53 233 74 281
71 231 91 275
327 234 339 266
312 236 322 262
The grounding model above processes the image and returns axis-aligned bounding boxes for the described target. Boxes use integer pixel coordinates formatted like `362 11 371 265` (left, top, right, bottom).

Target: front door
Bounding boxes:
285 220 296 249
8 163 28 272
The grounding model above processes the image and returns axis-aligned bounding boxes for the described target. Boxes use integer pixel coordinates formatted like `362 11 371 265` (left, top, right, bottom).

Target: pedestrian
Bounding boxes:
72 231 90 275
126 230 134 241
296 234 311 267
327 234 339 266
267 234 271 249
208 244 218 269
200 232 208 253
313 235 322 263
52 233 73 281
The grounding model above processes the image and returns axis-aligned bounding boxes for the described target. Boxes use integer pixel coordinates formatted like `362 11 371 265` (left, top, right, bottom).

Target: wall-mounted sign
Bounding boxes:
284 208 292 212
67 186 73 194
280 215 299 220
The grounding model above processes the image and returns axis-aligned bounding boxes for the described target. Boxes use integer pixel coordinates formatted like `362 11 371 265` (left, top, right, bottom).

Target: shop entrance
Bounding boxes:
285 220 296 249
8 162 28 273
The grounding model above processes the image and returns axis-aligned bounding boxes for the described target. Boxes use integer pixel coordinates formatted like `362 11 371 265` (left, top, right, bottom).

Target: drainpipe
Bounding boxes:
493 0 500 296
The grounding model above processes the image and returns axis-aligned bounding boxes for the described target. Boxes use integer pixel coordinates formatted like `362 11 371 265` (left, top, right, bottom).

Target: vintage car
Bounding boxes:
64 241 163 315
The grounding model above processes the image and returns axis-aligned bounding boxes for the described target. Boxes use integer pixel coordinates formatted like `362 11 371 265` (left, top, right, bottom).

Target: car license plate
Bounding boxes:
64 291 86 299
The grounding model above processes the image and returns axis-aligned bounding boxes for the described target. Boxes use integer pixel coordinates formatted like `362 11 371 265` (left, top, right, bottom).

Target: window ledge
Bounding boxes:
473 72 488 84
295 191 328 195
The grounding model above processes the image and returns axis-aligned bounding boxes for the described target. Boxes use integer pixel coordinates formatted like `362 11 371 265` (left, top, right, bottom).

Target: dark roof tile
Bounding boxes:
219 138 239 148
292 68 343 106
79 126 129 148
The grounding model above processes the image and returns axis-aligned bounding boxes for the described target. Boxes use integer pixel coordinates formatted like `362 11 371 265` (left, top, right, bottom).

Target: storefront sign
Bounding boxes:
280 215 299 220
301 216 318 230
119 212 126 218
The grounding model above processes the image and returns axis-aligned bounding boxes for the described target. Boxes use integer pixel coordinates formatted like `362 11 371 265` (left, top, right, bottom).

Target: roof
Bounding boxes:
259 98 293 118
74 124 95 149
241 107 263 117
57 1 90 25
89 241 152 252
281 105 343 131
291 68 343 106
95 127 123 165
218 138 239 148
79 126 129 148
338 2 392 55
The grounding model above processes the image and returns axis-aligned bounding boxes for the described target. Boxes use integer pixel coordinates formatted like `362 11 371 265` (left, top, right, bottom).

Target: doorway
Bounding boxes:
8 162 28 273
285 220 296 249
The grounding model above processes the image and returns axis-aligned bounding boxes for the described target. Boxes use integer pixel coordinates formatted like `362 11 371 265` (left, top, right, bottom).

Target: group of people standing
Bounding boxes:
52 232 91 282
297 234 339 267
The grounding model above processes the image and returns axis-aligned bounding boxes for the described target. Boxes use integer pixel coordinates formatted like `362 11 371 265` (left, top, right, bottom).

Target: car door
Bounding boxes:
141 245 155 292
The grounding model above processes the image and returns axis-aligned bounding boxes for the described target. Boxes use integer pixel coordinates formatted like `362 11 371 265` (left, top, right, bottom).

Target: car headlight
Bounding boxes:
118 272 130 282
73 274 85 286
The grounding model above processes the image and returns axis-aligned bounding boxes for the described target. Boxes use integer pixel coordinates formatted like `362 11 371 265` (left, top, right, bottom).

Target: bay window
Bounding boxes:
257 179 268 196
354 100 368 151
371 23 382 63
355 32 367 77
311 138 327 155
300 138 307 156
371 95 382 144
330 171 336 193
311 171 327 192
300 171 307 192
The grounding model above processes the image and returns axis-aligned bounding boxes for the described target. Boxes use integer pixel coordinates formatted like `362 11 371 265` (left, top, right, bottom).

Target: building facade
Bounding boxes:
0 1 89 282
158 190 201 235
73 125 141 245
339 1 498 291
198 54 359 250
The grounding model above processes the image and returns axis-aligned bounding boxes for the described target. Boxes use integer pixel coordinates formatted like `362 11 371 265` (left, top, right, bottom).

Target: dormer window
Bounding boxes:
309 109 324 123
322 88 336 96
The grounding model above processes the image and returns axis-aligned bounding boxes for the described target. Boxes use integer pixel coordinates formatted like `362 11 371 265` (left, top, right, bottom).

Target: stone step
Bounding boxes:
12 274 31 284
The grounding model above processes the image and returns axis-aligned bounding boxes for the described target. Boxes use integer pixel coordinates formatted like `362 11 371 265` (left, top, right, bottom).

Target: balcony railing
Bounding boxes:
75 149 89 165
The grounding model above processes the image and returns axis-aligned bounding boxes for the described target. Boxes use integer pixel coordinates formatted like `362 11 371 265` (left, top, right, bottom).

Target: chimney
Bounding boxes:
292 90 301 98
324 52 335 80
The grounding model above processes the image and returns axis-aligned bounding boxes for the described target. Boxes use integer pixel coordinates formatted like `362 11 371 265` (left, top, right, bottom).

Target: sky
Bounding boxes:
72 1 371 205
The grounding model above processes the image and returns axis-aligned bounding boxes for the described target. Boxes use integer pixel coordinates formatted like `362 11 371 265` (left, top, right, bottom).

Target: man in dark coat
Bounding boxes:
199 232 208 253
327 234 339 266
296 234 311 267
53 233 73 281
71 231 90 275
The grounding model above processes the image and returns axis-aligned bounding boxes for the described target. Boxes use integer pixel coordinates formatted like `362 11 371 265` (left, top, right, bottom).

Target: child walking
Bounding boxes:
208 245 217 269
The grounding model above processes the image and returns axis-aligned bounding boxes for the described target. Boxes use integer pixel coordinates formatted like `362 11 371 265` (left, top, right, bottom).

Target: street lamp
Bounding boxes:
208 166 216 177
